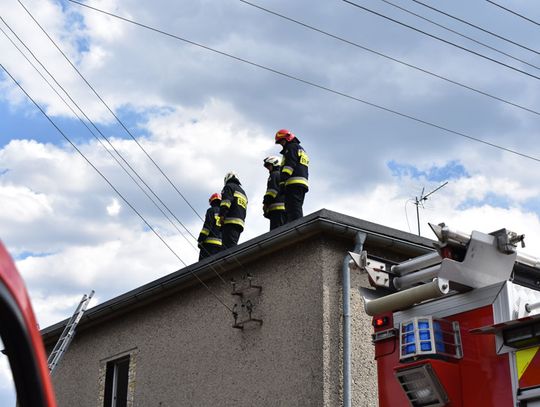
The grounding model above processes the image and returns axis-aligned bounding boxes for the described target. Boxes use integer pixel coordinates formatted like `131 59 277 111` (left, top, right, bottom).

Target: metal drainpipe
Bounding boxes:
342 232 367 407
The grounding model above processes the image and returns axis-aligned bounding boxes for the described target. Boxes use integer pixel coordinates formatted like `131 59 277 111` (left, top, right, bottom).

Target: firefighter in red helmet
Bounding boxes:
197 192 223 260
262 156 286 230
275 129 309 223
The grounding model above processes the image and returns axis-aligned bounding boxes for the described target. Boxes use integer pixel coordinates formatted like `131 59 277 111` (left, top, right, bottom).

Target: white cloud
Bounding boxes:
30 292 88 329
106 197 121 216
0 0 125 121
319 169 540 254
0 184 52 222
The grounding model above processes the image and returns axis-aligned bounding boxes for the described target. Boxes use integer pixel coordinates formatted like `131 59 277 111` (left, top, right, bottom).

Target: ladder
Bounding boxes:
47 290 94 374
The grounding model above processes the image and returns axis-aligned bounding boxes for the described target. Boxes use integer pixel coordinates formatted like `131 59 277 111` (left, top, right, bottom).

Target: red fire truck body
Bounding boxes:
0 241 57 407
374 306 514 406
355 224 540 407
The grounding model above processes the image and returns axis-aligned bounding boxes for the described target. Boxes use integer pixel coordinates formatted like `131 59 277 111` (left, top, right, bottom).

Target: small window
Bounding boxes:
103 356 130 407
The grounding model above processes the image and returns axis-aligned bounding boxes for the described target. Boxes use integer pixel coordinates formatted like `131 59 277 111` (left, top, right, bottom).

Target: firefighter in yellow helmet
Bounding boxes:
197 193 223 260
275 129 309 223
262 156 286 230
219 172 248 249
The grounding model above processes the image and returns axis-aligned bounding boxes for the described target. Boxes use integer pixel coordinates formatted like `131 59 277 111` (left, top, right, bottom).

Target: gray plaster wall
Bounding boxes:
319 237 378 407
51 234 377 407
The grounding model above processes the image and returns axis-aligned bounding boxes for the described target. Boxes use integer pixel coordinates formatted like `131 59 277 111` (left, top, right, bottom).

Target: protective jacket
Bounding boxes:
219 178 248 230
197 206 222 247
263 170 285 218
280 140 309 191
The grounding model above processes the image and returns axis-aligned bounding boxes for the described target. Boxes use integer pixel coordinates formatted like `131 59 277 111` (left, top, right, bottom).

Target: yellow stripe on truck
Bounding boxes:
517 346 540 379
517 347 538 379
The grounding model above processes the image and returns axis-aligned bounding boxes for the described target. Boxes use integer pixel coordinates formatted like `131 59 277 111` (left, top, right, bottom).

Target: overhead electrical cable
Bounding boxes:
486 0 540 28
379 0 540 62
0 19 228 284
237 0 540 117
65 0 540 164
412 0 540 55
17 0 204 223
0 64 234 313
342 0 540 81
17 0 255 274
0 22 187 242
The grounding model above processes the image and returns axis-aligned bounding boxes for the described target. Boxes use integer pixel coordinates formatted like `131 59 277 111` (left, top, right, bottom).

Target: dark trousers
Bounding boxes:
222 224 243 249
199 243 221 260
268 211 286 230
285 186 306 223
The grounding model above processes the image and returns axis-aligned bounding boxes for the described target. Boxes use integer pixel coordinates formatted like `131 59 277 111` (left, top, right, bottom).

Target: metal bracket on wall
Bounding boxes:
232 300 263 330
231 274 262 330
231 273 262 297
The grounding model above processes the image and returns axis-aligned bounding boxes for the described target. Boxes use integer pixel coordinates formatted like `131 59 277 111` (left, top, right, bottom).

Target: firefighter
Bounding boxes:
219 172 248 249
275 129 309 223
262 156 286 230
197 193 223 260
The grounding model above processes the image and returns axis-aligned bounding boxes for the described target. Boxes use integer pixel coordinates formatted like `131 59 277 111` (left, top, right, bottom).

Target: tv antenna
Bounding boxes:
414 181 448 236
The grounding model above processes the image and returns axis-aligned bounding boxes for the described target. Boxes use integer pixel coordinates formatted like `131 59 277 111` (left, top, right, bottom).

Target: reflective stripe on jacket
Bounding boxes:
280 141 309 191
267 202 285 212
219 181 248 230
263 170 285 215
198 206 222 244
203 237 222 246
223 217 245 227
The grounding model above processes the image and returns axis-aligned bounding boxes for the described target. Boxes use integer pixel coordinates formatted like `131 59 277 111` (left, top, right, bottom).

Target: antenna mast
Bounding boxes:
414 181 448 236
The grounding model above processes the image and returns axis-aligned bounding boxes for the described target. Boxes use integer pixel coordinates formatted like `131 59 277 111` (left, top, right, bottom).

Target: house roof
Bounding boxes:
41 208 436 344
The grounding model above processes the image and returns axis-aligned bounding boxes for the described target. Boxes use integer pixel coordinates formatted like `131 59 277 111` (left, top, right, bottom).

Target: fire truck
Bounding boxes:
0 241 57 407
351 223 540 407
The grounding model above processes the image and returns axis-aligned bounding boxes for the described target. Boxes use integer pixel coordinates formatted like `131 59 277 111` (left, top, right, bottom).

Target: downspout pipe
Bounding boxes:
342 232 367 407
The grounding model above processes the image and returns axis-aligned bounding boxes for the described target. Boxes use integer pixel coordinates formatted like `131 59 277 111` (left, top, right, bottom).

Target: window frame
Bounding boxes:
100 350 136 407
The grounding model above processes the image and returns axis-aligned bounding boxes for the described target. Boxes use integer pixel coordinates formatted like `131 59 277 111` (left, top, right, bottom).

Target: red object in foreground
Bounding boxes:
0 241 57 407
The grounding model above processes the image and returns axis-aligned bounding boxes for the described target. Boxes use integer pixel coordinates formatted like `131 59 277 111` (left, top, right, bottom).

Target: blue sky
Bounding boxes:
2 0 540 404
387 160 469 182
0 93 56 147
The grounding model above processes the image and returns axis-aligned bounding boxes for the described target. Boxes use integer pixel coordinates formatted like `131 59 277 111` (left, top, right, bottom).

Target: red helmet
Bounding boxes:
209 193 221 204
275 129 295 144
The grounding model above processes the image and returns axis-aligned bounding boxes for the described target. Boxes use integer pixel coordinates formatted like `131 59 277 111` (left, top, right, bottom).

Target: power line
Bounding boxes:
237 0 540 117
0 23 183 242
412 0 540 54
0 16 229 284
342 0 540 81
65 0 540 163
486 0 540 28
17 0 204 223
0 17 193 251
18 0 255 274
380 0 540 63
0 62 234 313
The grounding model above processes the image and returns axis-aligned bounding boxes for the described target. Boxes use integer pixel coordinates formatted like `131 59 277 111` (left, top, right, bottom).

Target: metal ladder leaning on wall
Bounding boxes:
47 290 94 374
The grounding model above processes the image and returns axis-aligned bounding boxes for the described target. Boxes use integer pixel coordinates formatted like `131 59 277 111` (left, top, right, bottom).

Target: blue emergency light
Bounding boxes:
399 317 461 360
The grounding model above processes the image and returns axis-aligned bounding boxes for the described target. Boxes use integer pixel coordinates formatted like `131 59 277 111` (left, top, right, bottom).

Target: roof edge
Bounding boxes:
41 209 435 343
